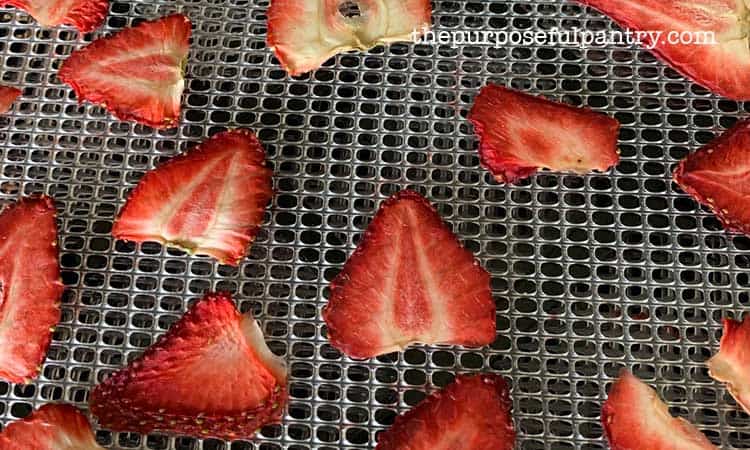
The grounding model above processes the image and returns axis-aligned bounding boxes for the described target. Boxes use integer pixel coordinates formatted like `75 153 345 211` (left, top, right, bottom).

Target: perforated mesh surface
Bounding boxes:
0 0 748 448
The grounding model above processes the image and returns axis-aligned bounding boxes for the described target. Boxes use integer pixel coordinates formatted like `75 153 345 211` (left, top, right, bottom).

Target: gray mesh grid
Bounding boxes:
0 0 747 448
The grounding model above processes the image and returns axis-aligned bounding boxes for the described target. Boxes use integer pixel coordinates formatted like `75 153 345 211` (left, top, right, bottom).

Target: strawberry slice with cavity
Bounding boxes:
673 119 750 236
375 374 515 450
322 190 496 359
113 129 273 266
0 196 63 384
602 370 717 450
575 0 750 100
89 292 288 440
0 404 104 449
468 84 620 184
267 0 431 76
0 85 21 114
58 14 191 129
3 0 107 32
708 317 750 414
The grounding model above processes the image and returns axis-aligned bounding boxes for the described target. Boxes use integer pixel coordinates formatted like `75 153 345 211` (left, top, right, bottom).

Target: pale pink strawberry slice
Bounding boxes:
602 370 717 450
58 14 191 129
112 129 273 266
575 0 750 100
0 196 64 384
322 190 496 359
468 84 620 184
0 404 103 450
267 0 431 76
3 0 108 32
89 292 288 440
375 374 515 450
708 317 750 414
0 86 21 114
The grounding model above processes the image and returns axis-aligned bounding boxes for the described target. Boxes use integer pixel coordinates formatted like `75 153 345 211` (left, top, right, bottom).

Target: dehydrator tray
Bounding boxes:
0 0 747 448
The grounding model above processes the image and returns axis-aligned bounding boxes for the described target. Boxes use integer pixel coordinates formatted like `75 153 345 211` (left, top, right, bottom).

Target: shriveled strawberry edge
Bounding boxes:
0 85 21 115
707 317 750 414
4 0 108 32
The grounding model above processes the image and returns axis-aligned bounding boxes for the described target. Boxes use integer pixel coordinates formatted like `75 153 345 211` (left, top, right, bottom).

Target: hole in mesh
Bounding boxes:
338 1 362 17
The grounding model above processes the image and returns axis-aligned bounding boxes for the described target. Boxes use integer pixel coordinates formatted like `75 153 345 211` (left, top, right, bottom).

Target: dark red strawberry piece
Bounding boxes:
89 292 288 440
575 0 750 100
375 374 515 450
0 404 103 449
58 14 191 129
322 190 495 359
0 196 63 384
112 129 272 266
3 0 107 32
708 317 750 414
468 84 620 184
673 119 750 235
602 370 717 450
0 86 21 114
267 0 431 76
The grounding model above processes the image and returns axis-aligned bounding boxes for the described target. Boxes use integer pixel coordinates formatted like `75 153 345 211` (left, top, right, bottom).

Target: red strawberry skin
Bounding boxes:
0 404 103 449
602 371 717 450
0 86 21 114
576 0 750 100
468 84 620 184
673 119 750 236
112 129 273 266
375 374 515 450
323 190 496 359
0 196 63 384
58 14 191 129
708 317 750 414
89 292 288 440
3 0 107 32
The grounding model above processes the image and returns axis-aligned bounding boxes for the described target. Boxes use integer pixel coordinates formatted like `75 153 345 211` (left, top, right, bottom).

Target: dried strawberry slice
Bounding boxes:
3 0 108 32
708 317 750 414
0 404 104 449
0 85 21 114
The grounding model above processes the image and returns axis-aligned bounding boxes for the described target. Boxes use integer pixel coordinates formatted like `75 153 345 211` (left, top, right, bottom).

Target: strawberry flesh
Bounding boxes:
58 14 191 129
0 404 103 449
673 119 750 236
322 190 496 359
602 370 717 450
267 0 431 76
0 196 63 384
3 0 107 32
708 317 750 414
0 86 21 114
375 374 515 450
575 0 750 100
468 84 620 184
113 129 273 266
89 292 288 440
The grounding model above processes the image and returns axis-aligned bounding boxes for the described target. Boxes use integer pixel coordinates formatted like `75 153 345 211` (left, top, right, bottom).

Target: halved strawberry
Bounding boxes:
0 196 63 384
602 370 717 450
3 0 107 32
322 190 496 359
112 129 273 266
673 119 750 236
468 84 620 184
89 292 287 440
267 0 431 76
0 404 103 449
575 0 750 100
0 86 21 114
375 374 515 450
58 14 191 129
708 317 750 414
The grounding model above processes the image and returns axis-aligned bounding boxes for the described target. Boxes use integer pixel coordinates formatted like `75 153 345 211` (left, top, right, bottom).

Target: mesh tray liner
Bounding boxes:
0 0 747 448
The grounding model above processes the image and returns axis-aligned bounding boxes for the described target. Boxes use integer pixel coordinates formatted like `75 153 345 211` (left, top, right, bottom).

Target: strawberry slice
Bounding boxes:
375 374 515 450
267 0 431 76
112 129 273 266
468 84 620 184
602 370 717 450
0 196 63 384
575 0 750 100
322 190 496 359
0 85 21 114
89 291 288 440
3 0 107 32
708 317 750 414
0 404 103 449
58 14 191 129
673 119 750 236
